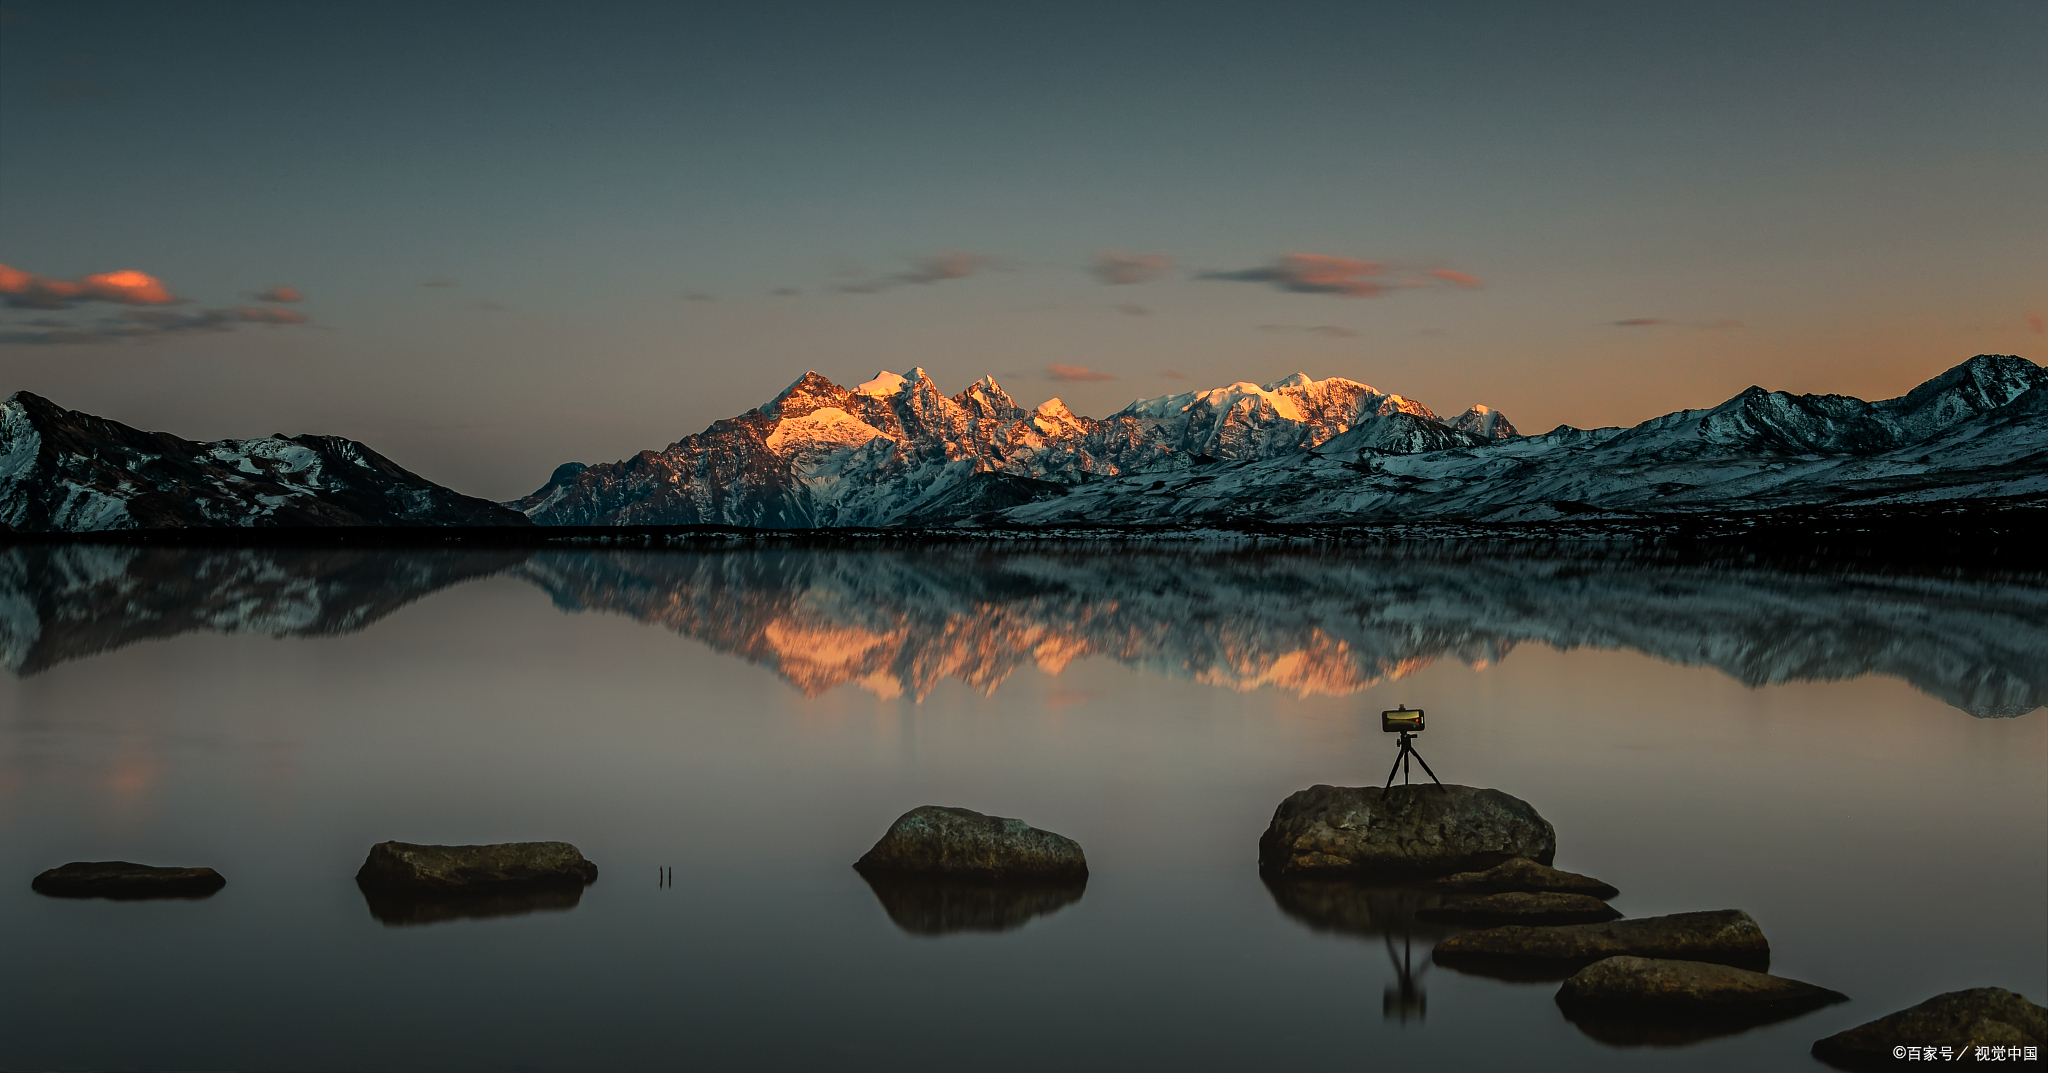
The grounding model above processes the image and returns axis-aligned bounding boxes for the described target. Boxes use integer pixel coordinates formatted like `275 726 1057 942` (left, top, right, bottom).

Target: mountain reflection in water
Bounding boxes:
3 544 2042 716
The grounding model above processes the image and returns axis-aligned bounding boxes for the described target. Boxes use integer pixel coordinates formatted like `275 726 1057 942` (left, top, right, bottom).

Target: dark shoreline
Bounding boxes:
3 495 2041 572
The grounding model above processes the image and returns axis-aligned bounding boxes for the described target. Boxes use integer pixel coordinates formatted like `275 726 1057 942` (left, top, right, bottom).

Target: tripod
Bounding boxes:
1383 730 1443 790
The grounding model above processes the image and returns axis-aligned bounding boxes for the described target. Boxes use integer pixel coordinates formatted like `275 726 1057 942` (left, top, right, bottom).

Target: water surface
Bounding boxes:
2 544 2043 1071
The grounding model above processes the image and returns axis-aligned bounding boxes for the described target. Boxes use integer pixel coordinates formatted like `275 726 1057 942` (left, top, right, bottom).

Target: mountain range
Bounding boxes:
5 543 2039 716
510 354 2046 527
1 354 2041 532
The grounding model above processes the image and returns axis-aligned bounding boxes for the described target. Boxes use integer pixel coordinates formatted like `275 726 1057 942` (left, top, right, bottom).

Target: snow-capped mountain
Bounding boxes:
0 391 531 531
513 355 2044 527
512 370 1505 526
6 542 2039 716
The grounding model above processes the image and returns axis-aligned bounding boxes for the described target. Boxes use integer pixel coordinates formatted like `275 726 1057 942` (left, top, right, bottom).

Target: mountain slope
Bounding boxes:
0 391 531 531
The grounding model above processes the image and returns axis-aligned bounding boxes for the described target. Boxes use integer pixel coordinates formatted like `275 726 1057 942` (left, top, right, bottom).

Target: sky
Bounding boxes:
1 0 2043 500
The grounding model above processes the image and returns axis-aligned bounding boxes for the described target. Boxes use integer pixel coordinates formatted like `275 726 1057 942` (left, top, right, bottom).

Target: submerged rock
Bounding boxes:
1811 988 2047 1071
359 885 587 927
1427 857 1619 900
854 806 1087 880
1257 783 1556 878
32 861 226 900
354 841 599 893
1417 891 1621 927
858 873 1086 936
1433 910 1770 977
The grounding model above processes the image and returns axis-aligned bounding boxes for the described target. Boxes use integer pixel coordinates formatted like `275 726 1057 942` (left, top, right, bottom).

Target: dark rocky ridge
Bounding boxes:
0 390 531 532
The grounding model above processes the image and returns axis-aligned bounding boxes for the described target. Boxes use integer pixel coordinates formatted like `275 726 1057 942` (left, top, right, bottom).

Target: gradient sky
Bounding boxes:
2 0 2043 499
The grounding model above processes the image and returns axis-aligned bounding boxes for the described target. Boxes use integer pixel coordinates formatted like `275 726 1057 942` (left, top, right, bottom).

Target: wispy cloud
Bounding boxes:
421 279 459 288
1201 253 1483 298
1048 363 1116 382
840 250 1001 294
2 305 312 345
1115 303 1150 316
1 263 178 309
1091 251 1175 285
252 285 304 303
1259 323 1357 338
1161 370 1189 379
2029 312 2044 334
1611 317 1744 330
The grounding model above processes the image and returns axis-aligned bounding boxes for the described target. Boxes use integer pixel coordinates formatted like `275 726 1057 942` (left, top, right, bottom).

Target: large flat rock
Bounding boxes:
1257 783 1555 878
1417 891 1621 927
1433 910 1770 975
354 841 598 893
1427 857 1619 899
854 806 1087 880
1812 988 2047 1071
32 861 226 900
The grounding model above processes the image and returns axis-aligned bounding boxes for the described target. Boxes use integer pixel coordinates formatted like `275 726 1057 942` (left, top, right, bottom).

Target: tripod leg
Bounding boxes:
1408 745 1445 788
1384 744 1406 790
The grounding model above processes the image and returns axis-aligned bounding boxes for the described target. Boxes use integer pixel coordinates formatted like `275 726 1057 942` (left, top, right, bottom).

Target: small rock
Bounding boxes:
1433 910 1770 977
1257 783 1556 878
31 861 226 900
354 841 598 893
854 806 1087 880
1811 988 2047 1071
1418 891 1621 926
1559 955 1845 1013
858 873 1086 936
1427 857 1619 899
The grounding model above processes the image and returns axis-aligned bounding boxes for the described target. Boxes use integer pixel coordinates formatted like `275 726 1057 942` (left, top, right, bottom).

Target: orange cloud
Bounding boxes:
2029 312 2044 334
1092 251 1175 285
1429 268 1483 289
1048 363 1117 382
254 285 304 302
1 263 178 308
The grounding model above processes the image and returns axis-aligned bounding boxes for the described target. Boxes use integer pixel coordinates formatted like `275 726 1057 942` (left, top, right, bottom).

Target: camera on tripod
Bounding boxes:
1380 705 1442 790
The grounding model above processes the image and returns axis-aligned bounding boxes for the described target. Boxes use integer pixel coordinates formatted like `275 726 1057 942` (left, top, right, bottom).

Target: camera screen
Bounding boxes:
1381 708 1425 733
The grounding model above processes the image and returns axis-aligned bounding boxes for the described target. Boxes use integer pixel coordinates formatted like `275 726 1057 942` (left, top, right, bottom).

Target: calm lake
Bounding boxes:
2 543 2043 1072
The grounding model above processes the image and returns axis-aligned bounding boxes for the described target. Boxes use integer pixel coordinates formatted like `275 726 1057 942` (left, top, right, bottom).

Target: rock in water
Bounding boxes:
31 861 226 899
1427 857 1619 899
854 806 1087 879
354 841 598 893
858 873 1086 936
1811 988 2047 1071
1559 956 1845 1013
1433 910 1771 977
1257 783 1555 878
1417 891 1621 926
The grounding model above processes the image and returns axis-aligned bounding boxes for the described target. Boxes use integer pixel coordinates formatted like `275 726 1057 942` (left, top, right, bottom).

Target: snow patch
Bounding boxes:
855 371 909 396
766 407 894 454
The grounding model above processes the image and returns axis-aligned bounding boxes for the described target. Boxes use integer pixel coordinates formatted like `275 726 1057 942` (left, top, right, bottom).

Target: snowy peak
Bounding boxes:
1453 404 1520 441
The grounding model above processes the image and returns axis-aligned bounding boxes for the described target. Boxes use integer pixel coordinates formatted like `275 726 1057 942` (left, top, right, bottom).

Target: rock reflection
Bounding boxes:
4 543 2042 716
357 883 587 927
1559 1006 1827 1048
1260 876 1456 940
859 872 1086 936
